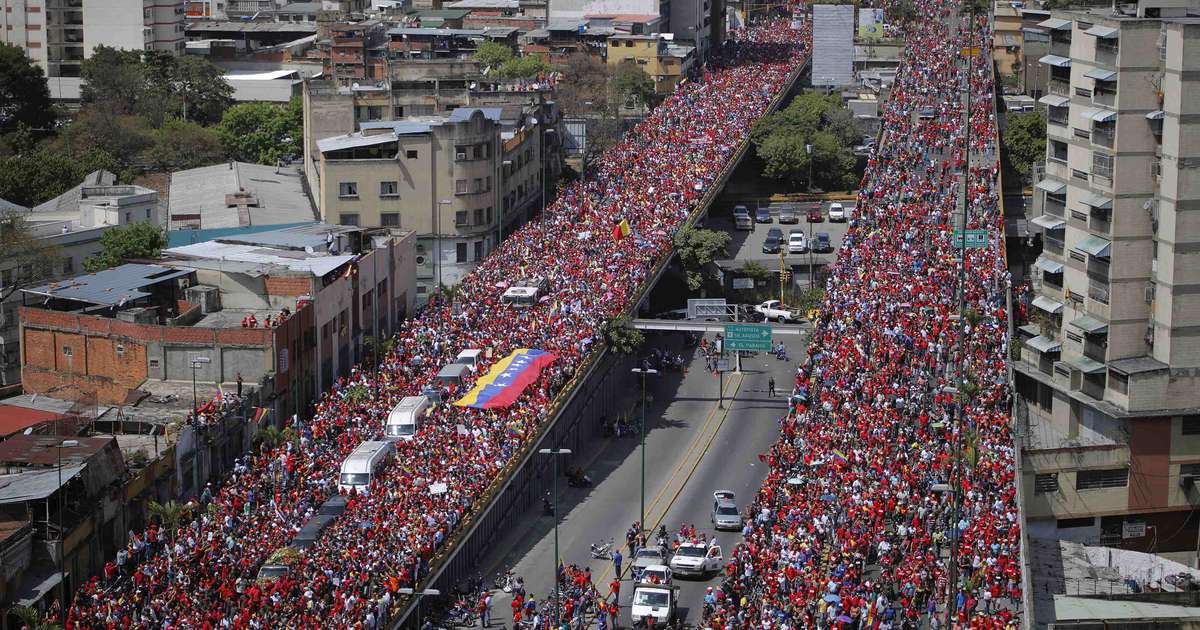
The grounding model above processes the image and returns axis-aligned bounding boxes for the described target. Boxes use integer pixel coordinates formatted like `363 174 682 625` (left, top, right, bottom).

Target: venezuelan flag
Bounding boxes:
611 219 631 241
832 449 849 464
454 349 558 409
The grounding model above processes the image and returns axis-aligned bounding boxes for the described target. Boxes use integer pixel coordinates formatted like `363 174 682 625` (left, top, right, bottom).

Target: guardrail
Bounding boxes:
390 49 811 629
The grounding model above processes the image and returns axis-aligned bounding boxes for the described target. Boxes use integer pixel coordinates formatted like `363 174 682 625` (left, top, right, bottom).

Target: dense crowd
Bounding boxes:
704 3 1020 630
65 16 812 630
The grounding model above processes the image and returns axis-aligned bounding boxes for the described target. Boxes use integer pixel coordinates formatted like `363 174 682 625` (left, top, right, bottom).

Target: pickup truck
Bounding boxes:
754 300 801 323
631 583 678 627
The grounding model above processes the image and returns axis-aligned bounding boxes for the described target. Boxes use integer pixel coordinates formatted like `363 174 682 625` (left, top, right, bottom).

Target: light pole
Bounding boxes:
190 356 211 421
539 447 571 627
806 143 815 290
435 199 452 290
630 367 658 530
398 587 441 628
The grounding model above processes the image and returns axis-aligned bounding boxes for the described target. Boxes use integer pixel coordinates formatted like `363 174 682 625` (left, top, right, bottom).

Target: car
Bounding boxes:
754 300 800 323
787 230 808 254
807 207 824 222
778 207 799 224
733 205 753 230
631 545 669 580
762 227 784 254
668 542 724 578
631 583 678 627
711 490 742 531
755 207 772 223
736 304 767 323
638 564 673 585
813 232 833 253
828 202 847 222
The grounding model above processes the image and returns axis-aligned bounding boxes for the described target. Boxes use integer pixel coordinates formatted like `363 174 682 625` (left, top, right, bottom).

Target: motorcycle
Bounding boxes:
590 538 615 560
542 492 554 516
566 467 593 488
493 568 515 593
445 598 475 627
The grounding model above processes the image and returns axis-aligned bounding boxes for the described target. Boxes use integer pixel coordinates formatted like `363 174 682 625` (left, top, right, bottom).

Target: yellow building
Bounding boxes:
606 34 695 95
993 1 1025 78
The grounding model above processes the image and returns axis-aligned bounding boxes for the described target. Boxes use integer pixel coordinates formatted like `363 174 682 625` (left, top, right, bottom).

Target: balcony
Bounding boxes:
1045 234 1065 254
1092 129 1114 149
1088 279 1110 305
1087 256 1110 282
1048 79 1071 97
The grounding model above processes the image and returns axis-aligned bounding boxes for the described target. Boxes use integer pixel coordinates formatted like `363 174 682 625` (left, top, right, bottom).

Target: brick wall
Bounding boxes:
265 276 311 297
23 329 55 370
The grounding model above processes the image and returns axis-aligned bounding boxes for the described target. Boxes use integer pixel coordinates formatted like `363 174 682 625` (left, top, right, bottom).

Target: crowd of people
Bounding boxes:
704 2 1020 630
65 15 813 630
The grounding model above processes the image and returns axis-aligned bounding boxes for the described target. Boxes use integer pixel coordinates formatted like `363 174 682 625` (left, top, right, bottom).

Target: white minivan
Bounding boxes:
385 395 430 441
455 349 484 372
338 440 396 495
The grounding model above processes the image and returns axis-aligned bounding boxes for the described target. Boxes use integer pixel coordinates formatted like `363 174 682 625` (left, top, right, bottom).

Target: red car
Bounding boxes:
807 207 824 222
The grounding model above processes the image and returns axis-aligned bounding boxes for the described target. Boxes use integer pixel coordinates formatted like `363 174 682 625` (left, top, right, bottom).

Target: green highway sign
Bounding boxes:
952 229 989 249
724 323 772 351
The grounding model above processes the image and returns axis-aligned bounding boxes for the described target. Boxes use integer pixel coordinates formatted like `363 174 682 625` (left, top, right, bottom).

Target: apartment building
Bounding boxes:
606 33 695 95
1018 0 1200 562
0 0 184 78
314 106 555 296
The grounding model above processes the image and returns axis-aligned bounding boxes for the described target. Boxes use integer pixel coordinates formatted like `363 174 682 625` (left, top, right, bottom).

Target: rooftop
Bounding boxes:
23 264 192 307
0 405 65 440
445 0 520 7
164 224 359 278
0 435 114 468
167 162 316 232
30 170 116 217
186 21 318 34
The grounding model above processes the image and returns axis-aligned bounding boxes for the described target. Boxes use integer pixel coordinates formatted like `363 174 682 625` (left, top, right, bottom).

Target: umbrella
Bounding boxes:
820 493 836 502
836 615 852 623
787 477 804 486
822 594 841 604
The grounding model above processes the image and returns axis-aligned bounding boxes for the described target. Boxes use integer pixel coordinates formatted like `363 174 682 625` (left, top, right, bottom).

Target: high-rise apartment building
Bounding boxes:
1017 0 1200 561
0 0 184 78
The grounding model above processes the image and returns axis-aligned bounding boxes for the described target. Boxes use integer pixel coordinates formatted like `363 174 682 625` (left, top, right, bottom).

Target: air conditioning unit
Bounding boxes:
456 152 467 160
1145 285 1155 304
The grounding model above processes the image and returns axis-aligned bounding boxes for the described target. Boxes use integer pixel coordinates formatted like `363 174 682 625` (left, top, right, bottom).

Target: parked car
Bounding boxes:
755 207 772 223
762 227 784 254
778 207 798 224
807 206 824 222
733 205 753 230
754 300 801 323
828 202 847 222
813 232 833 253
788 230 808 254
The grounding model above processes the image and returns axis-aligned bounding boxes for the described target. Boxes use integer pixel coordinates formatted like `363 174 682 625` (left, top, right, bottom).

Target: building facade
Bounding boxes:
1019 0 1200 561
605 33 694 94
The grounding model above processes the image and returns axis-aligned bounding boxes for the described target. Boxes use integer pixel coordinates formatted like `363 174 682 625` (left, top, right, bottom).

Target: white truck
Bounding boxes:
631 583 678 628
754 300 801 323
385 395 430 441
668 542 724 578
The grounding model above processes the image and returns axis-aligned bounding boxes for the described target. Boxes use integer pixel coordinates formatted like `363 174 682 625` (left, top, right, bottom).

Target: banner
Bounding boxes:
453 349 558 409
858 8 885 39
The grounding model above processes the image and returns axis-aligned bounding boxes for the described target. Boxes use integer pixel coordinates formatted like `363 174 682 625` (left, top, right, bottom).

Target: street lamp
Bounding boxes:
435 199 452 290
630 367 658 530
398 587 441 628
190 356 211 421
538 447 571 626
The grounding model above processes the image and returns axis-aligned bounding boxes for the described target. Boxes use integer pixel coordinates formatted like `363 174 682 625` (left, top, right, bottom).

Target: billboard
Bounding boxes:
858 7 885 39
812 4 855 87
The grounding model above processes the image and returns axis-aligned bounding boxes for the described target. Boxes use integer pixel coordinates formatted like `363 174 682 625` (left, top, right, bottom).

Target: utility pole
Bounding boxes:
779 248 787 305
539 448 571 626
631 368 658 530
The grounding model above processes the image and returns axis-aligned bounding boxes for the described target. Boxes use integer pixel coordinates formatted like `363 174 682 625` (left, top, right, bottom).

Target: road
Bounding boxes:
471 329 810 628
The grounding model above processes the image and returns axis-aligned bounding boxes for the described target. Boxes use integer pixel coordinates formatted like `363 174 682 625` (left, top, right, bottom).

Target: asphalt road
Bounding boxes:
471 330 810 628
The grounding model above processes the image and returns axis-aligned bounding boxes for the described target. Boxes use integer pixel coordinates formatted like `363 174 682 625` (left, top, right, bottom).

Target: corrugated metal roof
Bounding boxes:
1084 68 1117 81
23 264 191 307
1080 192 1112 210
317 133 404 154
0 405 63 438
1031 215 1066 230
1038 17 1071 30
1035 179 1066 195
1039 94 1070 107
447 107 504 122
1062 354 1105 374
1070 315 1108 334
0 465 87 504
1034 257 1064 274
1032 295 1064 314
1083 25 1118 38
165 241 354 278
1026 335 1062 353
1075 234 1111 257
1039 54 1071 67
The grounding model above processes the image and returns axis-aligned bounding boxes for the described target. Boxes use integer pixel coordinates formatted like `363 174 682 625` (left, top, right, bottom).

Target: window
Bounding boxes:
62 345 72 357
1072 169 1090 181
116 343 125 357
486 207 493 224
380 181 399 198
455 242 467 263
125 211 131 223
338 182 359 198
486 175 492 191
473 208 484 225
406 150 418 159
473 240 483 260
1057 517 1095 529
1181 463 1200 476
145 208 151 219
1049 140 1068 162
380 213 400 227
455 210 469 227
1035 473 1059 494
456 145 468 161
455 179 468 194
1076 468 1129 490
62 257 73 274
367 106 383 121
394 106 404 118
339 213 359 226
472 178 482 193
1092 152 1114 179
1182 415 1200 435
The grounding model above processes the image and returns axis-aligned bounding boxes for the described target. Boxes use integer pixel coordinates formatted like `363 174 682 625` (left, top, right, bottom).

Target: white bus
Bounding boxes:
385 395 431 441
338 440 396 494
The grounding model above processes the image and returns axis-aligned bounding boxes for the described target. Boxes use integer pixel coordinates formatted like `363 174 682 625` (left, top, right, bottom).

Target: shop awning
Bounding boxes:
1079 108 1100 121
1070 315 1108 334
1085 68 1117 82
1083 25 1118 38
1039 94 1071 108
1026 335 1063 353
1032 215 1066 230
1146 110 1164 120
1040 54 1072 67
1080 192 1112 210
1063 354 1106 374
1035 179 1067 195
1035 257 1065 274
1039 18 1072 30
1076 234 1112 257
1032 295 1065 314
1019 323 1043 338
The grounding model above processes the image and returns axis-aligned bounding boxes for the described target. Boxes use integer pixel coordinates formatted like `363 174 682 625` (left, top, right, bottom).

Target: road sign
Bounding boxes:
952 229 989 249
688 298 729 320
724 323 772 351
716 359 731 372
960 46 981 57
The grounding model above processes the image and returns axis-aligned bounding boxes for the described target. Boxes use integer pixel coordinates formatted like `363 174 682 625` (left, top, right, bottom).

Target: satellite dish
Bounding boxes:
23 428 34 435
305 245 315 254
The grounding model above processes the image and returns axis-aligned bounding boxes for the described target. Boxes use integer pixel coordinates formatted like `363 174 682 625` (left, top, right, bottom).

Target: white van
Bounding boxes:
501 277 548 308
455 349 484 372
338 440 396 494
385 395 430 441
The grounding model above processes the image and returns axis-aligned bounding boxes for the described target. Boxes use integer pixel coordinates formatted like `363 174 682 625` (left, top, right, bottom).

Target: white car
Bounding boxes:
828 203 847 222
638 563 672 585
631 546 669 580
668 542 723 578
788 231 808 254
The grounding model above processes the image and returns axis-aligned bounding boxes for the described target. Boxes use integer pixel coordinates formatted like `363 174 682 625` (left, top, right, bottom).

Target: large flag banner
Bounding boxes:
858 7 885 39
454 349 558 409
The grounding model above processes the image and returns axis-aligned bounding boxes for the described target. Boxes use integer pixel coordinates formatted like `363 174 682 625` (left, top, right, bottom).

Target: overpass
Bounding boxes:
628 318 807 335
390 49 813 630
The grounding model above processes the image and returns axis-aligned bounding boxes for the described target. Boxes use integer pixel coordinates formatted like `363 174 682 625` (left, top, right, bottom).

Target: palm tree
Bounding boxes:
9 605 63 630
147 500 187 543
255 425 285 451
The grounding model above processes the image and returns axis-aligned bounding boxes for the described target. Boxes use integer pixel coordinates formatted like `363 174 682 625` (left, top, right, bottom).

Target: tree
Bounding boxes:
58 109 154 174
613 64 660 111
81 46 147 115
9 605 63 630
216 98 303 165
751 91 861 191
1002 111 1046 182
162 56 234 125
0 209 62 301
604 314 644 355
83 222 167 272
0 43 55 133
147 500 188 542
674 226 730 292
142 120 226 171
0 148 121 208
555 54 624 170
498 55 551 79
474 41 514 70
